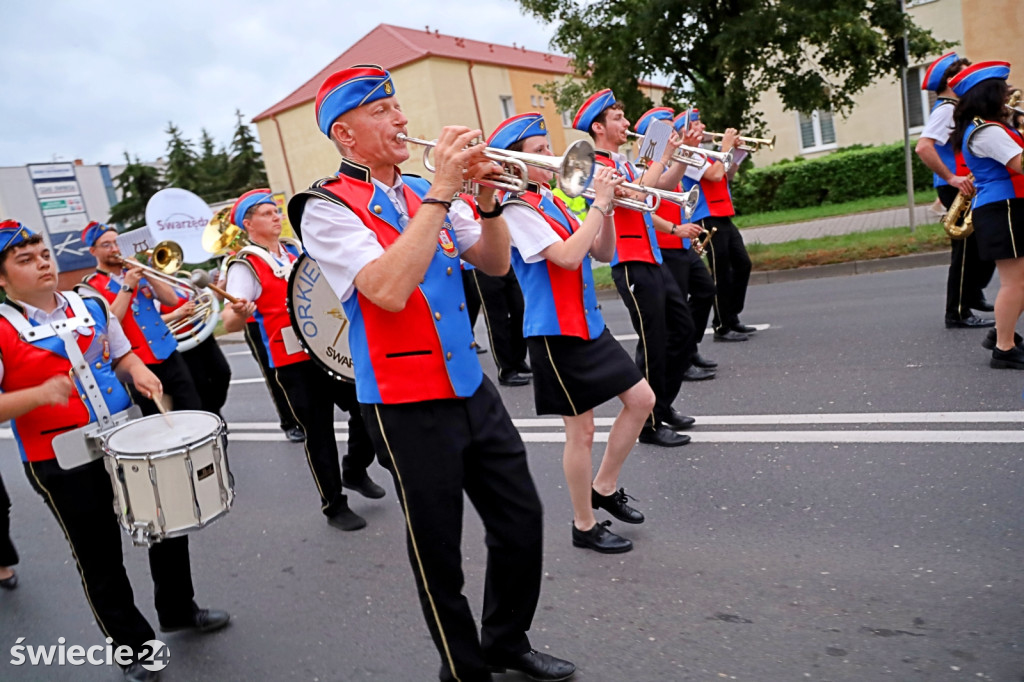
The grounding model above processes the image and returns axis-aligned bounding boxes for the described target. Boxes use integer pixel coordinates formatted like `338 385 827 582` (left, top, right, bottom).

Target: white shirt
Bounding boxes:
683 158 711 183
0 292 131 383
921 101 954 145
505 186 562 264
968 125 1024 166
224 244 293 302
300 175 482 302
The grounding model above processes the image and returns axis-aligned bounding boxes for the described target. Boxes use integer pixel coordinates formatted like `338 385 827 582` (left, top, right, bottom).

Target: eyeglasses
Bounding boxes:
93 242 118 250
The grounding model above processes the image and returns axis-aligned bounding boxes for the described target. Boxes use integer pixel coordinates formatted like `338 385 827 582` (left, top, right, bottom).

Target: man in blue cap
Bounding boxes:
0 220 229 682
915 51 996 329
289 66 575 681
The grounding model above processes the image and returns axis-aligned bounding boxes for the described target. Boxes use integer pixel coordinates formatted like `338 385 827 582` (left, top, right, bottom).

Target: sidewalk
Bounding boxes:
740 203 940 245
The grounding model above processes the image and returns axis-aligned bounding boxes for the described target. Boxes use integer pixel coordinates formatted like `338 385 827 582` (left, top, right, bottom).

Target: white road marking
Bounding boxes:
614 323 770 342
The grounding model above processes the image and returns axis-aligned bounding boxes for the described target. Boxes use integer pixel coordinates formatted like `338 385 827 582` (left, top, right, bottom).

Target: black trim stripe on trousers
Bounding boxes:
244 320 300 432
661 247 716 349
700 216 752 333
937 185 996 320
611 261 693 428
467 269 528 375
273 360 375 517
363 378 542 682
23 458 195 653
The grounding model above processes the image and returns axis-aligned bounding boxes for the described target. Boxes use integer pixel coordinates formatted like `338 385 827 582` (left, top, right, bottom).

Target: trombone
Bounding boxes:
397 134 596 198
118 240 195 297
625 131 734 172
703 131 776 152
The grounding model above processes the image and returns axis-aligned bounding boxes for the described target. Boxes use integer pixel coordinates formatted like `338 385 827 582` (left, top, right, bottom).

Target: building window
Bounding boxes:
798 109 837 152
906 65 938 132
500 95 515 119
561 110 574 128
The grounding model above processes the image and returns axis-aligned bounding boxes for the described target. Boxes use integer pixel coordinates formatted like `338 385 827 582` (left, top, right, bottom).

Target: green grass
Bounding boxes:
734 193 934 229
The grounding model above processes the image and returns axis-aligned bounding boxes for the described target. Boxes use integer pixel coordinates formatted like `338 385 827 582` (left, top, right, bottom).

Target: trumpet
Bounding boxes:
626 131 735 171
397 134 596 198
581 173 663 213
704 132 775 152
694 227 717 255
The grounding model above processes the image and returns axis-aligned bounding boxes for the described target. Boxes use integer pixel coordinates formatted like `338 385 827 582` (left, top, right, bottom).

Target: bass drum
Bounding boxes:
285 253 355 382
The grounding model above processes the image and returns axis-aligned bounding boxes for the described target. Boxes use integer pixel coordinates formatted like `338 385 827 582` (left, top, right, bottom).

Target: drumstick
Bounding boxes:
150 390 174 426
190 270 240 303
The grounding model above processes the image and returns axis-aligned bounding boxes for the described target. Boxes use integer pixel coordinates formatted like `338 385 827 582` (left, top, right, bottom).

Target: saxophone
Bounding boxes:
942 173 974 240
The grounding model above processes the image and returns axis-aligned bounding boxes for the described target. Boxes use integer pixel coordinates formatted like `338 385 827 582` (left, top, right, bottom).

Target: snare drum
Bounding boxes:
103 410 234 547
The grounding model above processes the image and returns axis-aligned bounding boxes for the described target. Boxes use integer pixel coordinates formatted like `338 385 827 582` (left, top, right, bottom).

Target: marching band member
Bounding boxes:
950 62 1024 369
79 222 202 415
0 472 17 589
634 107 719 377
290 65 575 682
915 52 996 329
488 112 657 553
674 111 757 342
464 261 532 386
0 221 229 682
220 190 384 531
162 290 233 419
574 88 698 447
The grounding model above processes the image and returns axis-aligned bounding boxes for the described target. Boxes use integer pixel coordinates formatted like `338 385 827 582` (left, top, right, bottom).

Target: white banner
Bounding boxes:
145 188 212 264
34 180 81 199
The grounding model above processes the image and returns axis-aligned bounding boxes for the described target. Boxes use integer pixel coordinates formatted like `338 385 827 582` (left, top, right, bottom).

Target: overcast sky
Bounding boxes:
0 1 560 168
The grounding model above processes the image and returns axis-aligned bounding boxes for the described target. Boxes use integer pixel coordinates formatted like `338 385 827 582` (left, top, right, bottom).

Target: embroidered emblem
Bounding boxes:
102 339 110 362
438 226 458 258
384 81 393 95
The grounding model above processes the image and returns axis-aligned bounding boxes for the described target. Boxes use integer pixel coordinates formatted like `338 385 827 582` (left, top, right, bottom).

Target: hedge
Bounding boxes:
730 142 934 214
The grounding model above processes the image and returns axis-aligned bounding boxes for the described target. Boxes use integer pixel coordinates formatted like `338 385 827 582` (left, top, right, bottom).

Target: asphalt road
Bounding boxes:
1 263 1021 682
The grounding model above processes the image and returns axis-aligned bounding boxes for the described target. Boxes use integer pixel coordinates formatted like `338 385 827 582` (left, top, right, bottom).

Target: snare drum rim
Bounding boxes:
101 410 226 460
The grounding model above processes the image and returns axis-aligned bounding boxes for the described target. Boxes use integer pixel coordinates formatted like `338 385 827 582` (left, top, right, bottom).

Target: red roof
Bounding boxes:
255 24 611 122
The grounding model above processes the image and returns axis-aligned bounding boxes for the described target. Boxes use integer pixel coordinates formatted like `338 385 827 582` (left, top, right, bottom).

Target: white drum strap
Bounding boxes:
237 242 297 280
0 293 114 429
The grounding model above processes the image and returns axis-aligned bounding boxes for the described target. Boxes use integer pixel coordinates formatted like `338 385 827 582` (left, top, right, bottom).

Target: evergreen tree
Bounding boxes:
197 127 231 202
108 152 165 230
164 122 202 192
228 110 268 193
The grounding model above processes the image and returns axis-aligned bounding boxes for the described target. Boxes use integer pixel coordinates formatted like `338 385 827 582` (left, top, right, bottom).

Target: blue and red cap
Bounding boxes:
673 108 700 132
315 64 396 137
487 113 548 149
81 221 115 248
231 189 276 229
948 61 1011 98
573 89 617 132
0 220 36 254
634 107 674 136
922 52 960 91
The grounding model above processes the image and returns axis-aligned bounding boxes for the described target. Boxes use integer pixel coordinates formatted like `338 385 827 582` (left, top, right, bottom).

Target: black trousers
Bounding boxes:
245 321 299 432
463 269 482 330
273 361 376 517
611 261 693 428
362 378 542 682
938 185 996 320
24 458 196 654
0 472 18 567
662 247 716 349
466 269 528 375
701 216 752 332
180 334 232 418
129 350 202 416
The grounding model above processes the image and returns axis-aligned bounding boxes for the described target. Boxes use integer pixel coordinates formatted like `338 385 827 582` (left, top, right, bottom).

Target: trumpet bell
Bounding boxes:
149 241 184 275
554 140 595 198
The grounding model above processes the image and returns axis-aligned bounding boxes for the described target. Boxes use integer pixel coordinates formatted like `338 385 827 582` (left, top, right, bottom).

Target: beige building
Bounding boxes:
253 24 666 197
754 0 1024 165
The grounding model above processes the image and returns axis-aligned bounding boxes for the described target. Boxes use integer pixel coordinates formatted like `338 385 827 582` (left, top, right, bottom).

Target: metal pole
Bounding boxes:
900 0 917 233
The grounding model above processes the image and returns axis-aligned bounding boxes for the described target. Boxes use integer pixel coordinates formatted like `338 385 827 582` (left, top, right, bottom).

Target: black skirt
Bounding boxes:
973 198 1024 261
526 327 645 416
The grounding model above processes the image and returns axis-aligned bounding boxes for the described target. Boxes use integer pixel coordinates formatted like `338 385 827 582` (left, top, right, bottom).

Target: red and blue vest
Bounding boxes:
962 120 1024 209
0 294 133 462
289 160 482 405
82 270 176 364
654 181 692 251
504 185 605 340
929 99 971 187
228 240 306 369
594 152 662 266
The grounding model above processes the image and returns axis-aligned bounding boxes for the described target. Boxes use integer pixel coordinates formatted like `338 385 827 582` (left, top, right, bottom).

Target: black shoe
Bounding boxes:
571 520 633 554
638 425 691 447
591 487 644 524
945 315 994 329
691 352 718 369
342 474 386 499
682 365 716 381
0 571 17 590
969 297 995 312
160 607 231 634
516 361 533 375
713 329 748 342
498 371 531 386
488 649 577 681
990 346 1024 369
663 408 696 431
732 322 757 334
982 329 1024 350
124 661 159 682
284 426 305 442
327 508 367 531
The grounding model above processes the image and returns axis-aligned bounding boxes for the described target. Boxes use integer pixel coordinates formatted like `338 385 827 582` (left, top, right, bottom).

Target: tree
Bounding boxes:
228 109 267 193
164 122 202 192
517 0 948 133
108 152 165 229
196 128 231 203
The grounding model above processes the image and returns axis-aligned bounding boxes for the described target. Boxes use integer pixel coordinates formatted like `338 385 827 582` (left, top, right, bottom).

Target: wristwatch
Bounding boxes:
120 284 132 293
